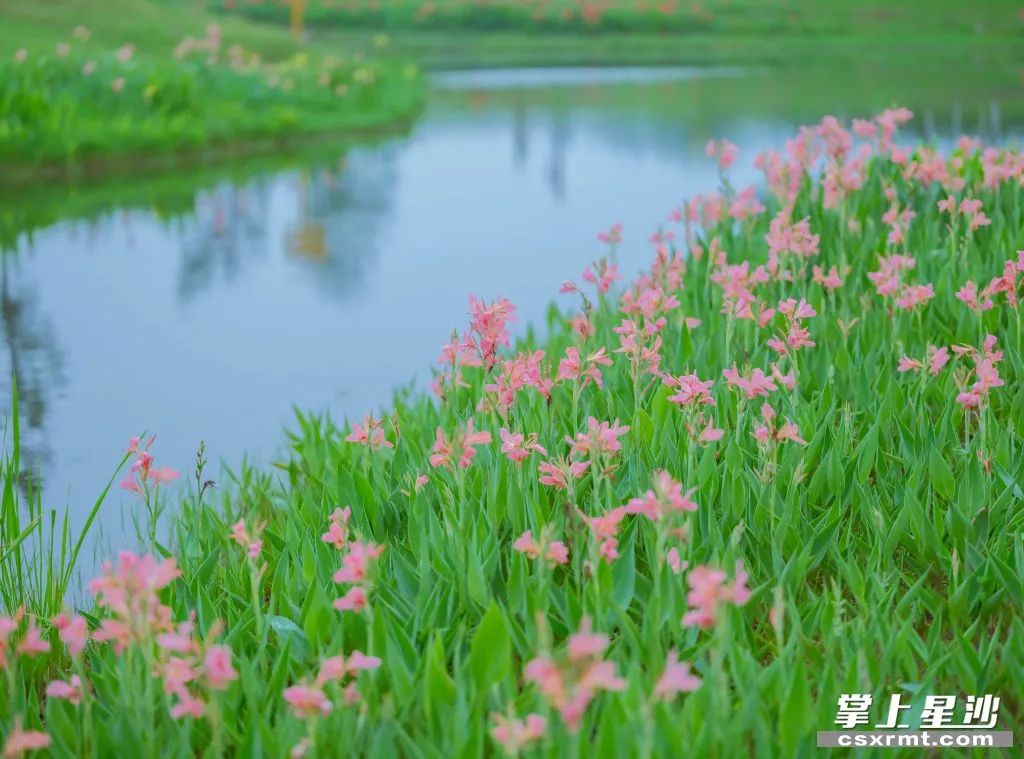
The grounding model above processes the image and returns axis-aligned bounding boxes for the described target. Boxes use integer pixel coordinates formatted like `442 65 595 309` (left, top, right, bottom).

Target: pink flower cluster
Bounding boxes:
556 346 612 389
430 418 492 470
524 618 627 732
513 528 569 567
682 563 752 629
345 414 393 450
624 470 697 522
867 255 935 311
897 346 951 377
120 435 179 493
283 649 382 723
705 137 739 171
766 298 816 357
953 336 1004 409
228 517 266 559
752 403 806 446
333 536 385 614
499 428 546 465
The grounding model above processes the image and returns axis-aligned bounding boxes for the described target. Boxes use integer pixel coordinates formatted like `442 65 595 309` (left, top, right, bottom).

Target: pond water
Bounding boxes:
2 63 1022 554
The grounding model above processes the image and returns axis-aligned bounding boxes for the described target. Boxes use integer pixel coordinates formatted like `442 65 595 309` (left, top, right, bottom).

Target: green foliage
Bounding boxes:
210 0 1023 38
0 46 423 170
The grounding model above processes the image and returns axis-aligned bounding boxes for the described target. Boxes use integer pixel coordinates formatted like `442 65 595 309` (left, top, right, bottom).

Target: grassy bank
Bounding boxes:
0 1 424 180
211 0 1021 38
2 109 1023 755
207 0 1024 69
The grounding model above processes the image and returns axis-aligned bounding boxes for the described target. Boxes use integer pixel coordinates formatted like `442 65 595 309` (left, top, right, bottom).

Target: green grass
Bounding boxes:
210 0 1023 38
0 1 424 180
2 111 1023 755
207 0 1024 69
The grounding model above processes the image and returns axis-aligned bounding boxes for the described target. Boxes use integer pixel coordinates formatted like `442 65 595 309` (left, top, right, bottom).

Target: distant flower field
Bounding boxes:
2 109 1023 755
0 23 423 170
210 0 1021 37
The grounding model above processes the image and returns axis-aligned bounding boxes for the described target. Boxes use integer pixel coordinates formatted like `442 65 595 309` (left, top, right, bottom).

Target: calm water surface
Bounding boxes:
3 65 1022 551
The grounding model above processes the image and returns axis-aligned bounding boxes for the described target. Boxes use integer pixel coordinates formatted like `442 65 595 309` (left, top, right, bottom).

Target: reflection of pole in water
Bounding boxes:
990 100 1001 140
286 172 327 260
923 108 935 142
513 100 528 170
547 113 569 202
952 101 962 137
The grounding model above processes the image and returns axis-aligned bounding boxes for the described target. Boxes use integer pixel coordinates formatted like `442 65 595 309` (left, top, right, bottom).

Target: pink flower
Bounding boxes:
665 372 715 408
897 356 923 373
52 613 88 656
722 366 777 399
538 458 588 490
116 44 135 62
568 417 629 459
955 281 994 312
513 531 541 559
499 428 547 465
929 346 951 375
45 675 83 705
111 77 125 93
654 651 701 700
583 507 627 564
204 645 237 690
557 347 612 389
682 562 751 629
514 529 569 567
2 719 50 756
283 685 333 719
431 419 492 469
752 403 806 446
624 471 697 521
321 506 352 549
812 265 844 290
345 415 393 450
466 295 516 369
228 518 265 558
596 223 623 246
491 713 546 754
666 547 686 574
581 259 621 294
706 138 739 170
121 437 178 492
346 650 382 672
16 623 49 656
567 617 608 661
333 586 367 612
228 519 248 546
170 693 205 720
698 421 724 443
524 619 624 733
332 542 384 585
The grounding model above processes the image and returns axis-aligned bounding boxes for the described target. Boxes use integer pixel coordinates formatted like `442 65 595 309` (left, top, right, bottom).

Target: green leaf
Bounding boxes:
467 601 511 690
780 657 811 753
928 447 955 501
267 614 310 663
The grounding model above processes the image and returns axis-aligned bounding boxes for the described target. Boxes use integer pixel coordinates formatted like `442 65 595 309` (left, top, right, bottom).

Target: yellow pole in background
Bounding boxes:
290 0 305 42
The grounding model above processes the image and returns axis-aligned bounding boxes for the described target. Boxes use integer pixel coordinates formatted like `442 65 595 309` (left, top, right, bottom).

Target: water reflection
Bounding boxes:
0 255 66 491
0 65 1021 550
